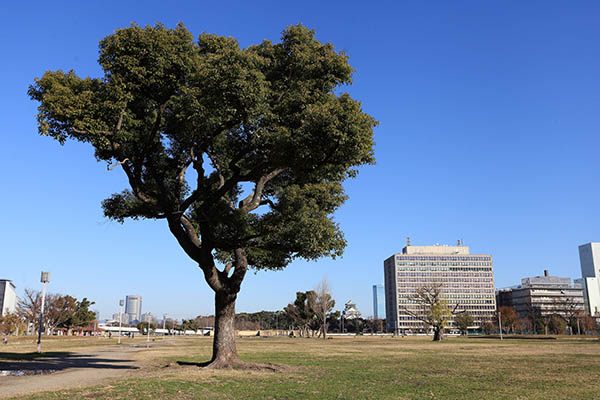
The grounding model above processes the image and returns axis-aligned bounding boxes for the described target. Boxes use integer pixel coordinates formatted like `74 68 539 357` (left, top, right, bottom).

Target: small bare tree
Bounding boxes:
309 277 335 339
16 288 41 334
400 284 458 341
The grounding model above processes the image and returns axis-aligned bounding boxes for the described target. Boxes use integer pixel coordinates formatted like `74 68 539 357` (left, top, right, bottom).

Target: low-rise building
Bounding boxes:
496 270 584 319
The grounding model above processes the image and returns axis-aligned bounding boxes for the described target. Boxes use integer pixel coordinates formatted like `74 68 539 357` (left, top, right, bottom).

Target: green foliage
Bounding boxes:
428 299 452 332
16 337 600 399
137 321 156 335
454 312 474 335
28 22 376 277
71 298 97 328
284 291 319 335
47 294 78 330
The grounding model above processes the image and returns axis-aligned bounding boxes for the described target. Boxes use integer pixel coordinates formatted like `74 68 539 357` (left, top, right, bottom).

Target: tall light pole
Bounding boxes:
118 299 124 345
36 271 50 353
498 310 503 340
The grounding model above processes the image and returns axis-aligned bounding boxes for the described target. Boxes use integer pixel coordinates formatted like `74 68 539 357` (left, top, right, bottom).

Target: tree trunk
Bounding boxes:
209 291 241 368
433 326 443 341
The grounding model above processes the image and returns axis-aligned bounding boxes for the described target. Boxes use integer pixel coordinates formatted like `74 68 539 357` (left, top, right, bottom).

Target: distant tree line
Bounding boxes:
480 304 599 336
0 288 96 336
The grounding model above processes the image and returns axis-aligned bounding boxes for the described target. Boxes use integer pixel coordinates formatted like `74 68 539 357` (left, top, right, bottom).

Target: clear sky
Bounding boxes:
1 1 599 320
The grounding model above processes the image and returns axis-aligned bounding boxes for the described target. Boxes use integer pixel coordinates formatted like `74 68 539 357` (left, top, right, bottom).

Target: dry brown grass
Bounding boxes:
5 335 600 399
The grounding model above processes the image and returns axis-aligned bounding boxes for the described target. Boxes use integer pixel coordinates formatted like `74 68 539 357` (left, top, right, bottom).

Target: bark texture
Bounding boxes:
209 291 240 368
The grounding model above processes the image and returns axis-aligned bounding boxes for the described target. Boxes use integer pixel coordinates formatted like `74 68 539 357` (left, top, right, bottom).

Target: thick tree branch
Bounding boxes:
167 215 202 263
207 152 225 189
239 168 283 213
228 248 248 292
222 262 234 276
107 158 129 171
178 159 192 184
179 148 204 213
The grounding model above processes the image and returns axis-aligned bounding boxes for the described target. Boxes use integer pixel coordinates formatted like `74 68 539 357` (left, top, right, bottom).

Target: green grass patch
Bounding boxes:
10 336 600 400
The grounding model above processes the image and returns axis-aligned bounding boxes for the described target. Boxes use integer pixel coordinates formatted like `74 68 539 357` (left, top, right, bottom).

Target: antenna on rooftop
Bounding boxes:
406 237 411 246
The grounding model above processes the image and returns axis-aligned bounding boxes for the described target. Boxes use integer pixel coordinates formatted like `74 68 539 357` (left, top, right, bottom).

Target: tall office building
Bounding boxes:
384 243 496 334
372 284 385 319
0 279 17 317
125 295 142 323
577 242 600 317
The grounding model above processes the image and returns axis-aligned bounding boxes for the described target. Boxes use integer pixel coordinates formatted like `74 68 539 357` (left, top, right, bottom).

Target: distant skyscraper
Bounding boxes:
125 295 142 323
372 284 385 319
577 242 600 317
0 279 17 317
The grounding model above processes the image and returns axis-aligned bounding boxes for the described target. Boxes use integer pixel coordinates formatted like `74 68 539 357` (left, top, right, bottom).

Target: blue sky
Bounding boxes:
1 1 599 320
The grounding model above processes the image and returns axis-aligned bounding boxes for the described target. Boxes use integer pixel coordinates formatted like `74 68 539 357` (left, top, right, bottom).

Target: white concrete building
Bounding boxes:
0 279 17 316
384 243 496 334
577 242 600 317
141 312 156 323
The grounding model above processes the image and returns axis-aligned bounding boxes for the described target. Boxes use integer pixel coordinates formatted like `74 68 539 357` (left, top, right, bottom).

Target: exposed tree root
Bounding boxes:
176 359 291 372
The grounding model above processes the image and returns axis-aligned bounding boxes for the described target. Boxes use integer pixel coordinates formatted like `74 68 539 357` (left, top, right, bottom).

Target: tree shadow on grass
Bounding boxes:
176 360 211 367
0 352 138 372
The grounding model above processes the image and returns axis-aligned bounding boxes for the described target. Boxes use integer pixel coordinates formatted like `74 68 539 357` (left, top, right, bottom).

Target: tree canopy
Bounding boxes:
29 22 376 367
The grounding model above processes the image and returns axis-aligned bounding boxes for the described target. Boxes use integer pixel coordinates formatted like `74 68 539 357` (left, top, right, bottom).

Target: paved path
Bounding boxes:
0 345 144 398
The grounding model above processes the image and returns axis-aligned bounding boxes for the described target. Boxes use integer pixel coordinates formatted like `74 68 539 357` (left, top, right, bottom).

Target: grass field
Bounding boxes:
3 335 600 399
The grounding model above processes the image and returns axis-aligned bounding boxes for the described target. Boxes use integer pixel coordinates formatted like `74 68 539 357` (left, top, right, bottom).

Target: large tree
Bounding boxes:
284 291 317 337
29 23 376 368
400 284 456 341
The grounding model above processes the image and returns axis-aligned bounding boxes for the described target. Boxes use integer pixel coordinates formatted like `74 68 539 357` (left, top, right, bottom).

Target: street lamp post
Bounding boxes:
36 271 50 353
118 299 124 345
498 311 503 340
